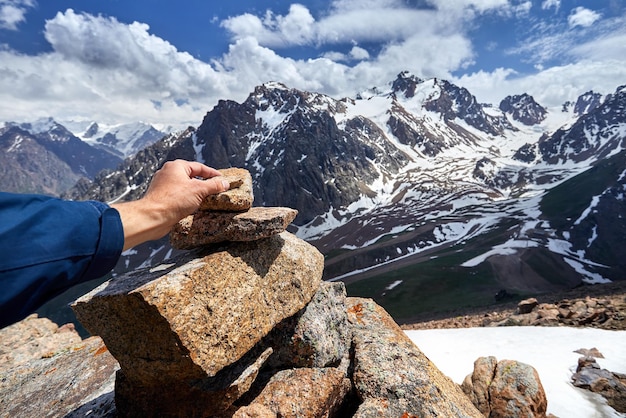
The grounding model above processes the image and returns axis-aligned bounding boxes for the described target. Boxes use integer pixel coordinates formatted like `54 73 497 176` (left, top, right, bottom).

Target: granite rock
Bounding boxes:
200 167 253 211
114 347 274 417
72 231 323 415
0 336 118 418
232 367 352 418
461 356 498 416
265 281 351 369
170 206 298 249
347 297 482 418
0 314 82 373
487 359 548 418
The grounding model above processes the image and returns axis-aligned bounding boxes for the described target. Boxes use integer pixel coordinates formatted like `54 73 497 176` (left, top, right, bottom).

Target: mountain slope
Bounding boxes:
0 120 123 195
63 74 626 320
0 126 80 195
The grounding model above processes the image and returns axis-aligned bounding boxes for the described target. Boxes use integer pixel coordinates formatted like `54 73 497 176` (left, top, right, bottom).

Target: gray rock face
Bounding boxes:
264 281 351 369
0 336 118 418
572 355 626 413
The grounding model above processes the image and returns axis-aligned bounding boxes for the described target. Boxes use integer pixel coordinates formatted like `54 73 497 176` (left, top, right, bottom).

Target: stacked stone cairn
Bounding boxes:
72 168 483 417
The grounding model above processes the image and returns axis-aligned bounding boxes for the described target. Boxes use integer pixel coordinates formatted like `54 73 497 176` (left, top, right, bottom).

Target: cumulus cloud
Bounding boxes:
221 4 316 47
0 9 243 124
0 2 624 126
568 7 601 28
0 0 35 30
456 60 626 108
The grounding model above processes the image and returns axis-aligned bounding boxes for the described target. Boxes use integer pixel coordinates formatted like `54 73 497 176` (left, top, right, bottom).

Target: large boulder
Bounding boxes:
347 297 482 418
72 231 323 416
462 357 548 418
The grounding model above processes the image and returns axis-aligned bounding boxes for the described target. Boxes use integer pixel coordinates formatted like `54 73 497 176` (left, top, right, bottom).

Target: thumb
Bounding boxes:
198 176 231 196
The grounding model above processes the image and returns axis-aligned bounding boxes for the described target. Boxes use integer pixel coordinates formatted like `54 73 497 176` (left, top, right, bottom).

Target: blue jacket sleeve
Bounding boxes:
0 192 124 328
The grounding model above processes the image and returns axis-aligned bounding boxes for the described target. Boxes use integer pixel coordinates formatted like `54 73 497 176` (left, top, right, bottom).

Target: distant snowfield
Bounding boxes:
405 326 626 418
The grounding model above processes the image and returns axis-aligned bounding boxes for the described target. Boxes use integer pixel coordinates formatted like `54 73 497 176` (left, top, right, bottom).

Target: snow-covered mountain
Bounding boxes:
0 119 122 195
63 120 174 158
0 118 173 195
64 73 626 321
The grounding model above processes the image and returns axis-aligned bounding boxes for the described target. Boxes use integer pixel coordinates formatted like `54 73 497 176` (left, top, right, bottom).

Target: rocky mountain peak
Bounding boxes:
391 71 424 98
573 90 604 116
423 78 509 136
539 85 626 164
83 121 99 138
499 93 547 125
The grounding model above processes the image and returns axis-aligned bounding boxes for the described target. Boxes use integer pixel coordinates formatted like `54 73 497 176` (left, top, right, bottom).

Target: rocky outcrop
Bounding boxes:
499 93 547 126
491 296 626 328
70 227 482 417
462 356 548 418
572 350 626 413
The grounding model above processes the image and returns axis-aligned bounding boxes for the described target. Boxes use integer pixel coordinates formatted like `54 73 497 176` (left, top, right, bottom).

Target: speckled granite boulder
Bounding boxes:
232 368 352 417
347 297 482 418
264 281 351 369
72 231 323 416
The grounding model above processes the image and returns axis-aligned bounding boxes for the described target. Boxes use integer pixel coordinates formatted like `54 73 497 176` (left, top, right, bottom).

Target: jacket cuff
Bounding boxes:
83 203 124 279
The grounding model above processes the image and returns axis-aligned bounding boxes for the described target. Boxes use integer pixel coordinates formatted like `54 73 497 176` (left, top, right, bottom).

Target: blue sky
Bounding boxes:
0 0 625 125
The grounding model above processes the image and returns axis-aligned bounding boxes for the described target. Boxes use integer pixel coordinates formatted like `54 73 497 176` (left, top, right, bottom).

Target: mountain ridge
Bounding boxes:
52 73 626 319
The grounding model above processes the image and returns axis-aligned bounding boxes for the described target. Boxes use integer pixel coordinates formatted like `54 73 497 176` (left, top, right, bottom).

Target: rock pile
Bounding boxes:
69 168 482 417
491 296 625 328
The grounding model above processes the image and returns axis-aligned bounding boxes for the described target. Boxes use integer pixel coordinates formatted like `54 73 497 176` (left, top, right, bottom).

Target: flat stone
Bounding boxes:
347 297 482 418
72 232 323 385
200 167 253 211
170 207 298 249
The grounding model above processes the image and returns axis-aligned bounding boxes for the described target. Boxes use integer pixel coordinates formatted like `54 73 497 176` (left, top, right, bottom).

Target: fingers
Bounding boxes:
158 159 230 196
184 161 222 180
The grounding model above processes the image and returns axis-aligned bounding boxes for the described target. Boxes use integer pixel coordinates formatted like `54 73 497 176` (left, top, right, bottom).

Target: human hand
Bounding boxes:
112 160 230 250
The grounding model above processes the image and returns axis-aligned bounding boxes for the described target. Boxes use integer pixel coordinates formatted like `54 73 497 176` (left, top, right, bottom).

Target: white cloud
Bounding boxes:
455 60 626 108
541 0 560 11
0 2 624 127
222 4 441 48
221 4 316 48
0 9 240 124
568 7 601 28
349 46 369 60
0 0 35 30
